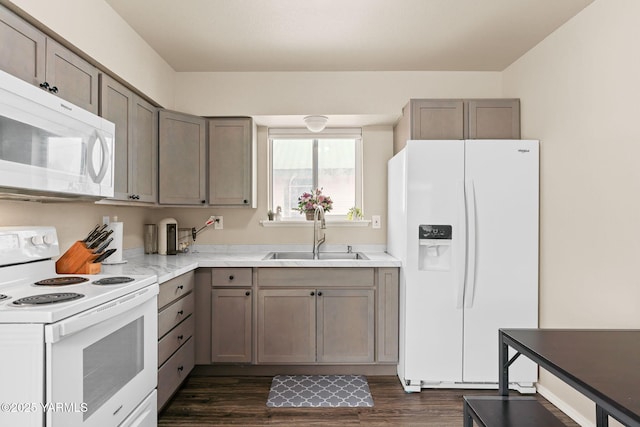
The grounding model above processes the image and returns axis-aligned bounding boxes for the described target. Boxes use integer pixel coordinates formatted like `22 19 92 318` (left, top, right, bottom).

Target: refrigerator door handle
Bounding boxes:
464 179 477 308
455 180 467 309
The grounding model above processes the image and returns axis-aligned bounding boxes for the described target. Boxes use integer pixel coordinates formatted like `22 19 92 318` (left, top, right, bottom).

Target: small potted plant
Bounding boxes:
347 207 363 220
297 188 333 220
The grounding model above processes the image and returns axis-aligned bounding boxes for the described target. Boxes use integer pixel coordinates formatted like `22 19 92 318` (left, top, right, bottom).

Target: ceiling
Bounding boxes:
104 0 593 73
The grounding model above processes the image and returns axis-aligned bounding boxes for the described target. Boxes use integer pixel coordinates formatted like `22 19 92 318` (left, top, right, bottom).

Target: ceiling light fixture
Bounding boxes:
303 115 328 132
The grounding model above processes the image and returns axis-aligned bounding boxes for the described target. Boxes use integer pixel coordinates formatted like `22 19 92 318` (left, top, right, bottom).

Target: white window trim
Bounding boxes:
268 128 363 220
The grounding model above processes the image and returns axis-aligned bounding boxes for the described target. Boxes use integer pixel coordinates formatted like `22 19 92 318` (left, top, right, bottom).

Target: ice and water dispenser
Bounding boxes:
418 224 452 270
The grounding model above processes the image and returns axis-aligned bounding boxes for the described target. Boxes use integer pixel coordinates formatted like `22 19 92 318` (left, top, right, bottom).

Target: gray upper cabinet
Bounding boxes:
0 4 45 86
208 118 257 207
394 98 520 153
0 5 99 113
158 110 207 205
99 75 157 203
466 99 520 139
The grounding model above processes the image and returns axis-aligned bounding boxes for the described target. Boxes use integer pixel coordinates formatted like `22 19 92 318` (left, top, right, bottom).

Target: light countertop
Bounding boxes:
101 249 400 284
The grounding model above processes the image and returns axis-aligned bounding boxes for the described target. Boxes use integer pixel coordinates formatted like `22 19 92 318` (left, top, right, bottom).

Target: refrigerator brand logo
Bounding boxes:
518 149 530 153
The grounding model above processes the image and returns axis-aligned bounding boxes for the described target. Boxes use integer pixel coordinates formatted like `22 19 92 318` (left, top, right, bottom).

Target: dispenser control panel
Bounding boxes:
419 225 452 240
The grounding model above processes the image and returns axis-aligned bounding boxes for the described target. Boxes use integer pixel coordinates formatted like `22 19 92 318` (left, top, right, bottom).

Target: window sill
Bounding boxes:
260 219 371 228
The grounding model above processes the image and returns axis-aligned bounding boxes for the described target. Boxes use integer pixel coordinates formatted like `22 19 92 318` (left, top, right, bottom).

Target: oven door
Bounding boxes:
44 285 158 427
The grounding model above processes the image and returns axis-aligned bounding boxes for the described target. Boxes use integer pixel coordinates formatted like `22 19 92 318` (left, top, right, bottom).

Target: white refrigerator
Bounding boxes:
388 139 538 392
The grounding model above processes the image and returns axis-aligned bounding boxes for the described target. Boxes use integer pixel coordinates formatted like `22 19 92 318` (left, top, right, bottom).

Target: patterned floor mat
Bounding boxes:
266 374 374 408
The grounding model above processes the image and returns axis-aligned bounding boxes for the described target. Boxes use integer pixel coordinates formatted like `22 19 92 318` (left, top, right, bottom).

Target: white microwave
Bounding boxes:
0 69 115 201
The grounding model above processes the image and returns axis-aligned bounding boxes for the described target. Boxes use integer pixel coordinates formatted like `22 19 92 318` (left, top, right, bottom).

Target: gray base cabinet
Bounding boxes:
210 268 253 363
394 98 520 153
257 288 316 363
0 4 98 113
157 271 195 411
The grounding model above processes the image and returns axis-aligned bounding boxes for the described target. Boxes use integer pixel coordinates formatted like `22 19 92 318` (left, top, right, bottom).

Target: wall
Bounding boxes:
502 0 640 425
4 0 176 108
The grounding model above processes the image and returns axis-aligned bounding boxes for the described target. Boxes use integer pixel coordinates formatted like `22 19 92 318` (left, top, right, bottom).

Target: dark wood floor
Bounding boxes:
159 375 578 426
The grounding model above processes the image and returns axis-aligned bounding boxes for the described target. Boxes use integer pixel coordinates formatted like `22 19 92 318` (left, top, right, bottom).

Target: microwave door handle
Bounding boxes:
87 130 110 183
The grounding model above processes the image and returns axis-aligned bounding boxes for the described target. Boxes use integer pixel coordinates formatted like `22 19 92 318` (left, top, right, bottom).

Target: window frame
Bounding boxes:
268 128 363 220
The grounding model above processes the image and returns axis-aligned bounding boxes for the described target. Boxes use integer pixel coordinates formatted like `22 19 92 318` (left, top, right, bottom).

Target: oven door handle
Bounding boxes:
45 285 158 343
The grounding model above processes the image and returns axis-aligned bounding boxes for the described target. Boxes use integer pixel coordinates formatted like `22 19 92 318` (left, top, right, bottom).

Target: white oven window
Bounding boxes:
83 316 144 420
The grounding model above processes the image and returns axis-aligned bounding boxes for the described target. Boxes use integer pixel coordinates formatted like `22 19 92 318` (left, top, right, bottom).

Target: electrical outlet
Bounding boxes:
372 215 381 229
214 216 223 230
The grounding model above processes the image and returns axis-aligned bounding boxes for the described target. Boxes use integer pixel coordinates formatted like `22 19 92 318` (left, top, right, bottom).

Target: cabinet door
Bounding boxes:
99 75 133 200
257 289 316 363
131 96 158 203
316 289 374 363
208 118 255 207
411 99 464 140
0 4 46 85
376 268 399 363
158 110 207 205
45 39 99 114
466 99 520 139
211 288 252 363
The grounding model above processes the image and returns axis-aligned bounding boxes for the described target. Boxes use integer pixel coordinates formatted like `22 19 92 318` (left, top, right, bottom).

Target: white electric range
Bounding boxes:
0 226 159 427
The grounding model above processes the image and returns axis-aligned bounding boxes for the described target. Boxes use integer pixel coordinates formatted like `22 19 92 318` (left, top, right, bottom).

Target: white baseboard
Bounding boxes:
536 383 594 427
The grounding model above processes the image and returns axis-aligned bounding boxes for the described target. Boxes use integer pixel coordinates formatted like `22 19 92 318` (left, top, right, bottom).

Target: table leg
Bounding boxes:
596 405 609 427
499 331 509 396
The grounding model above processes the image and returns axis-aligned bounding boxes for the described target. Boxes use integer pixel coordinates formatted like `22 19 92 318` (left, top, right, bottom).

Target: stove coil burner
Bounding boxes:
35 277 89 286
92 276 135 286
12 293 85 306
0 295 8 301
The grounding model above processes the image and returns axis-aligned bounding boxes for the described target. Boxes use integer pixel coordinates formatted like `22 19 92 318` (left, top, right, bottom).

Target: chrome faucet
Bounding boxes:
312 205 326 259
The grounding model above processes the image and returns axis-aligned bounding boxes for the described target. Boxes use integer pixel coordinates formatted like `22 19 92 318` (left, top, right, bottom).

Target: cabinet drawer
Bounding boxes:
212 268 252 286
158 315 194 367
257 268 374 287
159 271 194 309
158 293 194 338
158 337 194 410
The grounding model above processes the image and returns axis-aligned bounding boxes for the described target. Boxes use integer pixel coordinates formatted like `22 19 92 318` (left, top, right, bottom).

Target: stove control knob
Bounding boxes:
43 234 56 245
31 235 44 245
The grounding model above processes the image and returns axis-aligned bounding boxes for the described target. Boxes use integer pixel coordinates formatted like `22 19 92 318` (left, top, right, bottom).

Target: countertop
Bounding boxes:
101 250 400 284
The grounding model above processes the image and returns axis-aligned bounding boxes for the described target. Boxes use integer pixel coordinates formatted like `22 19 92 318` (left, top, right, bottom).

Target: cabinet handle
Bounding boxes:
177 366 184 372
177 310 184 315
177 335 184 340
49 86 58 94
229 275 234 281
39 82 50 90
201 200 206 204
317 291 323 296
177 285 184 290
243 199 248 204
245 291 251 296
310 291 315 296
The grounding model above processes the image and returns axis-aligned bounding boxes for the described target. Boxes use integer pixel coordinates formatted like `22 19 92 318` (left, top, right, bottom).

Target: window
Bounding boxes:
269 128 362 219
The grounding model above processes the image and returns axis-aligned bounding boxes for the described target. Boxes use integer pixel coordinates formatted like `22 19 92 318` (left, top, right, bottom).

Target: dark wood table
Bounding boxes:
499 329 640 427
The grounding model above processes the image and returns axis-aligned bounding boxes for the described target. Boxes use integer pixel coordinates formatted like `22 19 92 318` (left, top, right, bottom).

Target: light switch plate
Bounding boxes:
214 216 223 230
372 215 381 229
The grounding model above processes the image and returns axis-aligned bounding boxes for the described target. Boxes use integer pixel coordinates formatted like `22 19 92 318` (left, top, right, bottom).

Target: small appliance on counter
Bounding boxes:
158 218 178 255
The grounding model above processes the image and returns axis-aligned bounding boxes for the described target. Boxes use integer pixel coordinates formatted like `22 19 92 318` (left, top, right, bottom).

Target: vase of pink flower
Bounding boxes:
297 188 333 220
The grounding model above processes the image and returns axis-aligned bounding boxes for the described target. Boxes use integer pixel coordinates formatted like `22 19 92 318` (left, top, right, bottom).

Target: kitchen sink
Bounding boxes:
262 251 369 260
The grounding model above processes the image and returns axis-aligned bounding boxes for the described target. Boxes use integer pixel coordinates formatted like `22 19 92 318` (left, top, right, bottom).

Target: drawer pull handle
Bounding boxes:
177 335 184 340
245 291 250 296
178 366 184 372
317 291 323 296
310 291 315 296
177 285 184 290
177 310 184 315
229 275 234 280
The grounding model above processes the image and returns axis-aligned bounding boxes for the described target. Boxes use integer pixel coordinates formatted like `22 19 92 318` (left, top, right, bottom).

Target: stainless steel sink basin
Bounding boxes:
262 251 369 260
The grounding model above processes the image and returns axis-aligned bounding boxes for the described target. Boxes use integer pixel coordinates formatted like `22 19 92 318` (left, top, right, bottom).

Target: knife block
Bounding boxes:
55 241 101 274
